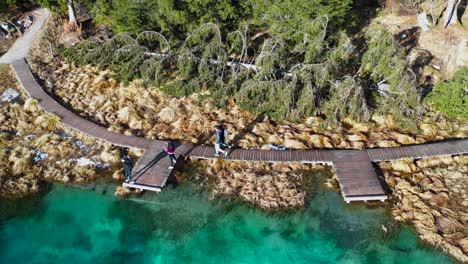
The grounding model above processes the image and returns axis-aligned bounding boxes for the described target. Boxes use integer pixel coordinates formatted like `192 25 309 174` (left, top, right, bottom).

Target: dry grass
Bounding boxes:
0 66 120 198
381 0 421 16
380 155 468 262
27 59 468 150
182 158 329 210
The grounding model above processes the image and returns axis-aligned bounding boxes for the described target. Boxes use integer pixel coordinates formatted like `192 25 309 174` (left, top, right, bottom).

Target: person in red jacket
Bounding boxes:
164 141 177 169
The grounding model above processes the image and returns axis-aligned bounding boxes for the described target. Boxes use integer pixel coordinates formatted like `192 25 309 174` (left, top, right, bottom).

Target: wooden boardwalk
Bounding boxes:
188 146 387 202
367 139 468 161
11 60 153 149
123 142 170 192
10 59 468 203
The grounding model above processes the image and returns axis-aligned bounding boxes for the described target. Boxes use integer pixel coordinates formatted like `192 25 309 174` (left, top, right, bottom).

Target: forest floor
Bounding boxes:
375 13 468 81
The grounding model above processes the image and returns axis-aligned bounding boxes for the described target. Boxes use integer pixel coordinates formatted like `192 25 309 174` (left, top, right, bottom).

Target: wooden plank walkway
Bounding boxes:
331 151 387 202
367 140 468 161
123 142 170 192
10 59 468 203
11 59 153 149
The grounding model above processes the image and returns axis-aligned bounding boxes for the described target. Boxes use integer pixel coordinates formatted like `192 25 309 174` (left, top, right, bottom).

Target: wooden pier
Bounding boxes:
10 59 468 203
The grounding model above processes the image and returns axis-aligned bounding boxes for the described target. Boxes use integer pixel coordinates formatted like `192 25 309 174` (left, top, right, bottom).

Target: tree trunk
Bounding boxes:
443 0 459 28
67 0 78 26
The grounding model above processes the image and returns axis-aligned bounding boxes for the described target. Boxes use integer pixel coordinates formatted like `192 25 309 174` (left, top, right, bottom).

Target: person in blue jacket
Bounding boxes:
121 153 133 183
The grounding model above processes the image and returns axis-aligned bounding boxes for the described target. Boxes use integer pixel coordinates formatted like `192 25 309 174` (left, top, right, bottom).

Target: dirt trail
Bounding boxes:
0 8 50 64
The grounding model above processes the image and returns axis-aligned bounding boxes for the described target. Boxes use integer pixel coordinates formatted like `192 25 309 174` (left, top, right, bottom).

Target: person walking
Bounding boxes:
219 125 231 148
214 125 228 157
121 153 133 183
164 141 177 169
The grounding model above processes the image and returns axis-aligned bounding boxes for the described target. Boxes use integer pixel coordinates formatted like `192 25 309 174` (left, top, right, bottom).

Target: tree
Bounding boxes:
61 0 365 121
67 0 78 27
424 67 468 118
360 24 423 128
443 0 460 28
323 76 371 123
0 0 17 12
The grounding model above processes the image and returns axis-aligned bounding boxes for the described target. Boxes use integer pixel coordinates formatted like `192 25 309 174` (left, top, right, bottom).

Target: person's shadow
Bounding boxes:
229 113 267 149
457 0 467 26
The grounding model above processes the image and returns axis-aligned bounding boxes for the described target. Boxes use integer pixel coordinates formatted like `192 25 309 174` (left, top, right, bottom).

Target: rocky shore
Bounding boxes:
380 155 468 263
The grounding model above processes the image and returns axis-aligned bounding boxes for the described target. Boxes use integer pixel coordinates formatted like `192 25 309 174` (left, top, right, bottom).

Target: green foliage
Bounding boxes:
0 0 18 12
323 76 371 123
424 67 468 118
59 1 440 128
35 0 67 13
360 24 422 128
236 80 294 119
89 0 156 33
63 18 354 121
84 0 251 39
249 0 353 45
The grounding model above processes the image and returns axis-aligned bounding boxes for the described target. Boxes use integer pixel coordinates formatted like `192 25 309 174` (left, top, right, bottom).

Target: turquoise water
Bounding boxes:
0 182 455 264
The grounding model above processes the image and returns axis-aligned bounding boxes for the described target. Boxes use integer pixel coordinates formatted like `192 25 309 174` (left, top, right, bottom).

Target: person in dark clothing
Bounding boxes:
214 125 228 157
219 125 231 148
121 154 133 183
164 141 177 169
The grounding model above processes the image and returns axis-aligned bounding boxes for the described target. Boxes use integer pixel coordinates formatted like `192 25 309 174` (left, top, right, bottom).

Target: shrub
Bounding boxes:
424 67 468 118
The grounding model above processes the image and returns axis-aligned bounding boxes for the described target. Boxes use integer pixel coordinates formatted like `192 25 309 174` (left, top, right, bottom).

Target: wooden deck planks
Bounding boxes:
332 150 387 201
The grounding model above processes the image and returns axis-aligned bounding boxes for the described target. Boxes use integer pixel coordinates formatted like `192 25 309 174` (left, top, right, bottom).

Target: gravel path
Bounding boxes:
0 8 50 64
